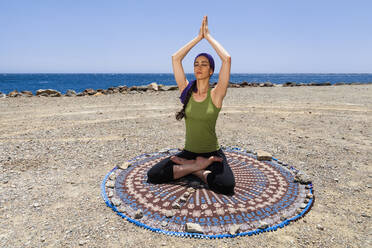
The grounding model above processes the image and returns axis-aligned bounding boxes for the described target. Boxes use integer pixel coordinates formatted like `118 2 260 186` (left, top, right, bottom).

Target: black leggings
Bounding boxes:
147 149 235 195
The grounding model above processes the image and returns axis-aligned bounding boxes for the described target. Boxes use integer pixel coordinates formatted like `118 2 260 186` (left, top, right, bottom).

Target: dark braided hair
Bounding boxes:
175 80 197 120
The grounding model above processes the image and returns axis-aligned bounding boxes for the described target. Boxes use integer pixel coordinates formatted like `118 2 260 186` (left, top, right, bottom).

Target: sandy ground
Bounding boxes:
0 85 371 248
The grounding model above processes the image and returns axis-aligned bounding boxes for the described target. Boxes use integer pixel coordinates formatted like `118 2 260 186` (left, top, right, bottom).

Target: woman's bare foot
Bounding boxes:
196 156 222 170
171 156 195 165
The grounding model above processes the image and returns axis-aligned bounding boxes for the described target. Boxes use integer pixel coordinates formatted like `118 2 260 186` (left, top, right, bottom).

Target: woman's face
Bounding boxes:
194 56 212 80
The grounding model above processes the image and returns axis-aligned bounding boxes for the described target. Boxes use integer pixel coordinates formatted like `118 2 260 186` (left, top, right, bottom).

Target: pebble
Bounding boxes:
172 202 181 209
316 224 325 231
79 240 87 246
187 188 196 193
161 221 168 227
33 203 40 208
107 191 114 198
183 192 190 198
229 224 241 235
294 172 312 184
361 213 371 218
300 203 307 209
109 173 116 180
118 161 131 170
111 197 121 207
106 180 115 188
134 209 143 219
256 150 272 161
165 210 174 218
258 221 268 229
334 178 339 182
117 206 126 213
185 223 203 234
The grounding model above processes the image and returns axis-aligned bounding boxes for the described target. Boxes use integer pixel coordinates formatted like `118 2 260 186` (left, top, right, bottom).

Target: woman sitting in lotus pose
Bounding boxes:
147 16 235 195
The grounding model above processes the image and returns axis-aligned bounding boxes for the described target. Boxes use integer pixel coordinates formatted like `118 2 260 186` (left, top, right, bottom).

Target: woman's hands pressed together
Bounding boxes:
198 16 211 40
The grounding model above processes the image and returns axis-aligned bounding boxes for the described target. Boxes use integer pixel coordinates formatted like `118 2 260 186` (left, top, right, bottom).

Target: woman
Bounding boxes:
147 16 234 195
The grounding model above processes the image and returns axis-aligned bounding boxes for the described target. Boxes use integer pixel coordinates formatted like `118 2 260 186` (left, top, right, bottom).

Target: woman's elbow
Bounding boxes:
223 56 231 64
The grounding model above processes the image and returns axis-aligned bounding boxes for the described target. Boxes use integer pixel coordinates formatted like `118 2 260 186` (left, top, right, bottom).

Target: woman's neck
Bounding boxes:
196 78 209 95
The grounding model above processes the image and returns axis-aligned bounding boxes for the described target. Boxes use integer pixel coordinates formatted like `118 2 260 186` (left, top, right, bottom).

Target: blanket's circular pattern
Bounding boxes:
101 147 314 238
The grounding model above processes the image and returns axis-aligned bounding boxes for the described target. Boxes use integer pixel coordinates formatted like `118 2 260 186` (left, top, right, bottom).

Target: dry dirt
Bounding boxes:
0 85 371 247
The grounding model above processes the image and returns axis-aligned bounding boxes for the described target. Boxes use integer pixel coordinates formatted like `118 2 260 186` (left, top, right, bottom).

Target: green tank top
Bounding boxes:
184 88 221 153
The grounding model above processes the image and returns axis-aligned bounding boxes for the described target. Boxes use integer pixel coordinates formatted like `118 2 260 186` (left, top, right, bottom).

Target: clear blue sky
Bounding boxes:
1 0 371 73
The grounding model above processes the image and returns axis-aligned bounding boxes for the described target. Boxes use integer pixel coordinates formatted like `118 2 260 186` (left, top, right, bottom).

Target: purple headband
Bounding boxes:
179 53 215 104
194 53 215 73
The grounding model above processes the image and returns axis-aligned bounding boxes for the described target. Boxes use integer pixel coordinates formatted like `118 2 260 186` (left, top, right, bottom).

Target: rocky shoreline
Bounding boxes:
1 81 371 98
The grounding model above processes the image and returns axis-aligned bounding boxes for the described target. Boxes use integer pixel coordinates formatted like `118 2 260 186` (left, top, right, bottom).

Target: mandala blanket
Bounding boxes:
101 147 314 239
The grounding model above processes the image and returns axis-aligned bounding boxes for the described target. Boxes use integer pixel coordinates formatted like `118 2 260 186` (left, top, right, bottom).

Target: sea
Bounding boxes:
1 73 372 94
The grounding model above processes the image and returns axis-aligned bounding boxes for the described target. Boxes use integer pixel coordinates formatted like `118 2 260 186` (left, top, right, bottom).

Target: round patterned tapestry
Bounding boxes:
101 147 314 239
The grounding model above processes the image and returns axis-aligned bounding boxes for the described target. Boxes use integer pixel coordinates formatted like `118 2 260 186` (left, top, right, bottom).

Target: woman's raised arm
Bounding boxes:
204 17 231 107
172 18 205 93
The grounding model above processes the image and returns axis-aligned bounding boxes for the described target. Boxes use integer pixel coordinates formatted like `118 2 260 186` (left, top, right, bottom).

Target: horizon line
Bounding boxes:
1 72 372 74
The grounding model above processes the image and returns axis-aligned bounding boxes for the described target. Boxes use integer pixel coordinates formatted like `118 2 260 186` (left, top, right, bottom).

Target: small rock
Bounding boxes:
65 89 77 97
109 173 116 180
106 180 115 188
334 178 339 183
316 224 324 231
135 209 143 219
300 203 307 209
117 206 126 213
33 202 40 208
256 150 272 161
21 91 33 97
36 89 62 97
159 148 171 153
185 223 203 233
83 88 96 95
280 214 288 221
8 90 22 97
183 192 190 198
148 82 159 91
306 193 313 199
179 197 187 203
79 240 87 246
258 221 268 229
361 213 371 218
294 172 312 184
161 221 168 227
229 224 241 235
111 197 121 206
187 188 196 193
93 92 103 96
172 202 181 209
107 191 114 198
165 210 174 218
118 162 131 170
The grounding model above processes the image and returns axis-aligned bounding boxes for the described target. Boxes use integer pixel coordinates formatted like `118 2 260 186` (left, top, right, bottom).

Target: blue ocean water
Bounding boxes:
0 73 371 94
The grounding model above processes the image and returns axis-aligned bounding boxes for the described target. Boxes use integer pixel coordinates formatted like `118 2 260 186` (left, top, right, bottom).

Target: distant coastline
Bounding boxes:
0 73 372 95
